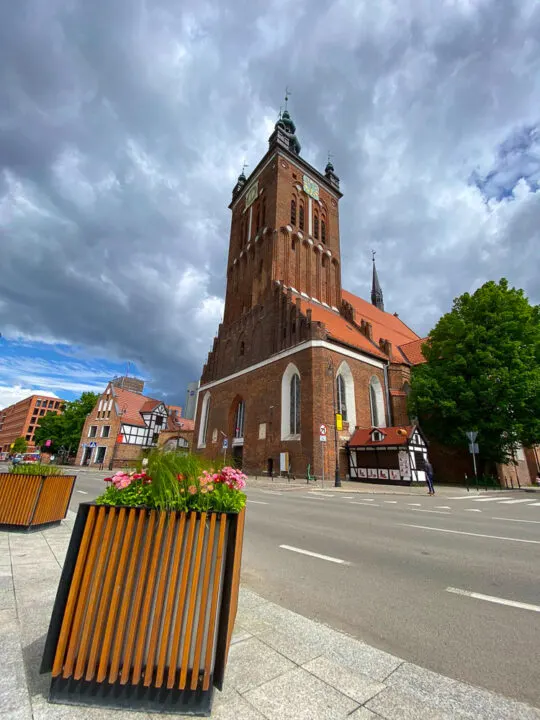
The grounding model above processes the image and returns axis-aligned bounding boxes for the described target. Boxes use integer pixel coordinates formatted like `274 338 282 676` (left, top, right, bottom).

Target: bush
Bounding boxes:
8 463 65 476
95 450 247 514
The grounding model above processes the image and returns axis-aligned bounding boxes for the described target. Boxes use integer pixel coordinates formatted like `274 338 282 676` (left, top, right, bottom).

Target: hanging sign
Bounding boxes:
335 414 343 431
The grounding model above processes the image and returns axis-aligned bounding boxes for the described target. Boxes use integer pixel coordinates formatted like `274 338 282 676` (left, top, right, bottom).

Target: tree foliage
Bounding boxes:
34 392 100 455
409 279 540 465
11 437 28 453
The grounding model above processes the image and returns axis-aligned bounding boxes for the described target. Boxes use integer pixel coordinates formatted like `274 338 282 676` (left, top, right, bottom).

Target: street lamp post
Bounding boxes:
326 360 342 488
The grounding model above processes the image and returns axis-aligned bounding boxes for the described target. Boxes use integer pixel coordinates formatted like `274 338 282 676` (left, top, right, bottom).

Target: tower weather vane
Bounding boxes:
372 249 376 262
284 86 292 109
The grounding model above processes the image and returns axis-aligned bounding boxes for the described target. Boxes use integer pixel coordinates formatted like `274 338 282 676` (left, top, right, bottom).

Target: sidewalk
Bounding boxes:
2 516 539 720
247 475 539 496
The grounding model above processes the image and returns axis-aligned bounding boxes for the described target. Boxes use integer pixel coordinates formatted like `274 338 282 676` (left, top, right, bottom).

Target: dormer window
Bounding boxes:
370 429 385 443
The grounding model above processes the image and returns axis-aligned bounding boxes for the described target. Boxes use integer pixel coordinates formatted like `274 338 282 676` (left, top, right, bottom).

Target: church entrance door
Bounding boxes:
232 445 243 470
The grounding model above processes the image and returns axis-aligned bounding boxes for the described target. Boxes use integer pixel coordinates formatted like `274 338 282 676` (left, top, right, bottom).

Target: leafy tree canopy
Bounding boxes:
11 436 28 453
34 392 100 455
409 279 540 465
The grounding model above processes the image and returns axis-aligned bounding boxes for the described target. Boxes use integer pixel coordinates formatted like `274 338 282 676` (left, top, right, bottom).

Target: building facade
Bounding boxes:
194 106 428 480
0 395 65 453
75 377 183 469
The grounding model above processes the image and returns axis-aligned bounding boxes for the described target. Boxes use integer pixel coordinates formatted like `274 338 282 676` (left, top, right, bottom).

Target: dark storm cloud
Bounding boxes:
1 0 539 402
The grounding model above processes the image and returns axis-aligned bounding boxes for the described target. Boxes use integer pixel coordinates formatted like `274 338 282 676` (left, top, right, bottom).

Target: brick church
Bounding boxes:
193 103 428 481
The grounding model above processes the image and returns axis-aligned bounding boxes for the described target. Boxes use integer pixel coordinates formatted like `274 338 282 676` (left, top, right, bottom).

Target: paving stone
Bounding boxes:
366 687 457 719
325 636 403 683
224 636 295 694
348 709 379 719
238 587 270 611
231 627 253 645
258 627 324 665
303 655 386 705
244 665 359 720
211 688 268 719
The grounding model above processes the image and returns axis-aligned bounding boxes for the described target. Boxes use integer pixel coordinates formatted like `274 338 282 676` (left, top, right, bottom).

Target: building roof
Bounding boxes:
399 338 428 365
112 387 162 427
166 417 195 432
349 426 414 447
342 290 419 351
296 297 387 359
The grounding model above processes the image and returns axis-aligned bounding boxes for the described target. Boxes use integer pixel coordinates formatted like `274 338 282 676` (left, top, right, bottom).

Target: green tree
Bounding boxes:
34 392 100 455
409 279 540 466
11 437 28 453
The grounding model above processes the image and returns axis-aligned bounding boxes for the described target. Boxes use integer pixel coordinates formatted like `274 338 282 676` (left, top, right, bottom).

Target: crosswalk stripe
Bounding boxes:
471 497 513 502
498 499 536 504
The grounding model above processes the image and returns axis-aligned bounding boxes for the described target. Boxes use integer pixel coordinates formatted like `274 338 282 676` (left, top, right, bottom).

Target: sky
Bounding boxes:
1 0 539 409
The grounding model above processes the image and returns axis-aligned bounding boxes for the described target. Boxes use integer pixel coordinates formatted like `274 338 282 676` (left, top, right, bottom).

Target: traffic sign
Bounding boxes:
468 443 479 454
319 424 327 436
222 438 228 450
466 431 478 443
319 435 327 443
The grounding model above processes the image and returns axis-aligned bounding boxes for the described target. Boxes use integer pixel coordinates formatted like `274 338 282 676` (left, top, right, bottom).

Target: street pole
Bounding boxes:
327 359 341 488
321 440 324 487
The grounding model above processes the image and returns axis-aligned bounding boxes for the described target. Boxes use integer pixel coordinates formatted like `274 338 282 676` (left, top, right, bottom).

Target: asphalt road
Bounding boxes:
38 467 540 707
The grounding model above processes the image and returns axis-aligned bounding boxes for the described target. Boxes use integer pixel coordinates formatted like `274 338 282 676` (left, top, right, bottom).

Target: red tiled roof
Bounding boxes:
399 338 427 365
169 418 194 432
112 387 162 427
342 290 420 364
349 426 414 447
296 297 387 359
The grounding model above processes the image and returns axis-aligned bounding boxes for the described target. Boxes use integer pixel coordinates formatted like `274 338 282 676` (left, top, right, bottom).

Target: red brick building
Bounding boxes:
0 395 65 453
75 377 184 469
194 106 428 481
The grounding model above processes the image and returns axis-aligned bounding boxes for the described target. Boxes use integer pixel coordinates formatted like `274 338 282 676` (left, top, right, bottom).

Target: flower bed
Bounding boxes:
41 452 246 715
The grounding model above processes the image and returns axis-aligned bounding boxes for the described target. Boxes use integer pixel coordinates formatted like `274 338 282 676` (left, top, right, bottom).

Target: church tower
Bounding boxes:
371 254 384 311
222 103 343 327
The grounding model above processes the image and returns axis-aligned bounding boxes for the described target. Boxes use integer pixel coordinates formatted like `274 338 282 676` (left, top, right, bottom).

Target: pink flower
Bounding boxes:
201 486 208 494
188 485 197 495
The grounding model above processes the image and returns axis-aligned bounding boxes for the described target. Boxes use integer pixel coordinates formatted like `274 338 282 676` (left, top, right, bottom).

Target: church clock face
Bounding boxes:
245 181 258 210
303 174 319 201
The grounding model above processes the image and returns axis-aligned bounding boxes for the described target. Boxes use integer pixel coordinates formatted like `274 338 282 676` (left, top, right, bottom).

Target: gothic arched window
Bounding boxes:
369 376 385 428
321 218 326 243
290 198 297 225
337 374 347 422
299 203 305 231
262 197 266 226
281 363 301 440
290 373 301 436
256 205 260 232
198 392 211 448
314 213 319 240
234 401 245 439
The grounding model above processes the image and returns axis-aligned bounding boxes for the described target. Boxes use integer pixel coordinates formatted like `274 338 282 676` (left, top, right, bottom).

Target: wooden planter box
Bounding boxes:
0 473 76 530
41 503 245 715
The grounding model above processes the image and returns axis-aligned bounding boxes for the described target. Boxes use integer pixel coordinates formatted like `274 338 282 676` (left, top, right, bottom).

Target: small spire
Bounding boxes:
371 250 384 311
284 86 291 110
325 151 335 174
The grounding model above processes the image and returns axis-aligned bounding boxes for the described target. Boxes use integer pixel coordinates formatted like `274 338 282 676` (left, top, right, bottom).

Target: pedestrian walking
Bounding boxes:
425 458 435 495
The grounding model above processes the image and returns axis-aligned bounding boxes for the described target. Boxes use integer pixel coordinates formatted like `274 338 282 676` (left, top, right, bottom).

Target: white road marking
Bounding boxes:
76 490 88 495
528 502 540 507
452 494 507 500
435 506 451 509
402 524 540 545
361 498 375 502
464 509 482 512
491 516 540 524
260 490 283 495
309 492 333 497
407 503 422 507
302 495 326 500
341 496 353 499
498 499 536 505
446 587 540 614
350 501 380 507
279 545 350 565
412 509 451 515
471 496 512 502
249 500 268 505
384 501 397 504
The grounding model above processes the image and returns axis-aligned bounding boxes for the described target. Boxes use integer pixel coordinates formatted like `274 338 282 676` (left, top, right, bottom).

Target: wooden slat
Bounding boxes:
0 474 40 525
51 506 97 677
202 514 227 691
119 510 156 685
190 513 216 690
109 510 146 683
179 512 207 690
96 508 136 682
154 513 186 688
73 507 117 680
225 509 246 657
62 506 107 678
85 507 127 681
32 475 75 525
166 511 197 689
143 512 177 687
131 510 167 685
